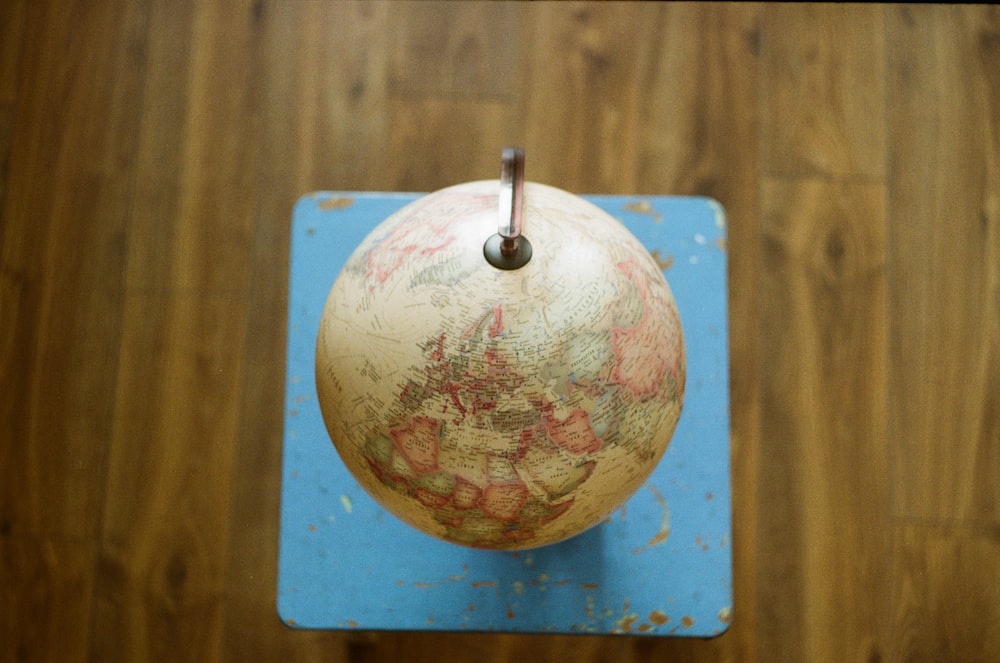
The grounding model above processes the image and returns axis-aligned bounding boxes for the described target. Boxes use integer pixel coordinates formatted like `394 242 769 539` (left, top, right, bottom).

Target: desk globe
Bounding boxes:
315 150 685 550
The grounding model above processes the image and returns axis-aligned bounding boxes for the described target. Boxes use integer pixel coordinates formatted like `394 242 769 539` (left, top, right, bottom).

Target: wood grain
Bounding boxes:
0 0 146 539
92 292 248 661
1 537 95 662
759 179 890 663
886 5 1000 524
388 1 520 101
0 0 25 104
1 3 998 662
91 1 261 660
759 7 891 661
125 0 261 295
890 523 1000 662
762 5 886 178
387 97 511 190
255 0 390 195
0 0 20 222
0 106 13 221
519 2 657 193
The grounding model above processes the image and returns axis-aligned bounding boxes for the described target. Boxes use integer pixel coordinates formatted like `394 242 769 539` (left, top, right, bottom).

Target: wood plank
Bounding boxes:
0 536 95 662
253 0 390 195
221 1 390 658
91 2 263 660
886 5 1000 523
758 179 889 663
762 5 885 178
0 0 25 103
0 0 19 207
634 4 762 661
890 523 1000 662
386 97 510 191
388 1 520 100
382 1 520 191
93 292 248 662
125 0 261 294
121 0 196 293
519 2 657 193
0 0 146 538
0 105 14 219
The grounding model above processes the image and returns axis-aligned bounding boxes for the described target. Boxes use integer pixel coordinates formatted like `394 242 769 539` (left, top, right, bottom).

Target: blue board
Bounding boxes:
279 193 731 636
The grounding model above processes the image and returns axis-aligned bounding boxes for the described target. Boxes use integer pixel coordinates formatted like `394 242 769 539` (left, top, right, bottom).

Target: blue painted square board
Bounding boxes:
279 193 731 636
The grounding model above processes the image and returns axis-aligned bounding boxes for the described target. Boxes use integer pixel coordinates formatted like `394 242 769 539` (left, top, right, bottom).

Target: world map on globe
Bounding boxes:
316 181 685 549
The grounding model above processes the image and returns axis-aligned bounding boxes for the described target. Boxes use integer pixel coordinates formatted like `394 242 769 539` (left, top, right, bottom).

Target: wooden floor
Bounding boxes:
2 2 998 661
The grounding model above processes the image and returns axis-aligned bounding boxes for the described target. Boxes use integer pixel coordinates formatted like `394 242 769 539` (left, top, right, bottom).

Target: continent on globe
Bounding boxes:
610 257 685 400
316 180 685 549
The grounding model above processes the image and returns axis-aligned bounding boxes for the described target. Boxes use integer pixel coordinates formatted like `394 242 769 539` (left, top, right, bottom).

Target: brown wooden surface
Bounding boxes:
1 3 997 662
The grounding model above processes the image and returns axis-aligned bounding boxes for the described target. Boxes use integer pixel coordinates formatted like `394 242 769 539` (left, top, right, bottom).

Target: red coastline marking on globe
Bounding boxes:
480 482 530 521
541 406 603 456
610 257 676 399
389 416 441 474
365 219 456 288
363 191 497 289
488 304 504 338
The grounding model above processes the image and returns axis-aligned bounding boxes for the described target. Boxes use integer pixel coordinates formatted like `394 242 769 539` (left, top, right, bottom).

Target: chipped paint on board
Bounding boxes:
707 197 726 230
612 599 639 634
624 200 654 215
632 485 671 554
318 196 354 210
650 248 675 270
622 199 663 222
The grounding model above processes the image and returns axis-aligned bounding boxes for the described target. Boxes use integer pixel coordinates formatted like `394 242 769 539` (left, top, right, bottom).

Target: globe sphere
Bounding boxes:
316 180 685 549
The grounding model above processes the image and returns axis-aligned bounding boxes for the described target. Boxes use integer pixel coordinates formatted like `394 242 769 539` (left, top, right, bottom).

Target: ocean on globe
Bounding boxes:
315 180 685 550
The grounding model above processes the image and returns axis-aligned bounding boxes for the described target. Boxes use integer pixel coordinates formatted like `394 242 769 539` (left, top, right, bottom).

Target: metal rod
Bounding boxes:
499 147 525 256
484 147 532 270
